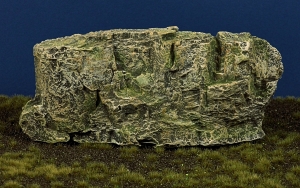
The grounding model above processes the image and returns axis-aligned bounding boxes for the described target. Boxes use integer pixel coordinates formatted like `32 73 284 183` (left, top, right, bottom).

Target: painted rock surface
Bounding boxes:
19 26 283 146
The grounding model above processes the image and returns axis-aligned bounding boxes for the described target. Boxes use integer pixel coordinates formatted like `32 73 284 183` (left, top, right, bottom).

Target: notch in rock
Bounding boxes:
215 37 223 72
113 46 126 71
169 43 176 70
66 133 80 146
137 138 157 148
96 90 100 107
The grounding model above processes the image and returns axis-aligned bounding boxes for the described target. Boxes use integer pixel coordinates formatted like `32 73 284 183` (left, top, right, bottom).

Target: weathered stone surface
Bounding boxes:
19 26 283 146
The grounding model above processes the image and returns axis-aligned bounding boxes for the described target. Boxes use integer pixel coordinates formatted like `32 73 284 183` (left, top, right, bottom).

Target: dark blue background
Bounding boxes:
1 0 299 97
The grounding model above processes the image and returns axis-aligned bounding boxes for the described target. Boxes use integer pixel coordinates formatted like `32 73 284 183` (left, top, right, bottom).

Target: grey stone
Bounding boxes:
19 26 283 146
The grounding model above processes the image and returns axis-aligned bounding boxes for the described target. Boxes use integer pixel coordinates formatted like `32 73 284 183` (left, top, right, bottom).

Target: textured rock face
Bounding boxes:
19 26 283 146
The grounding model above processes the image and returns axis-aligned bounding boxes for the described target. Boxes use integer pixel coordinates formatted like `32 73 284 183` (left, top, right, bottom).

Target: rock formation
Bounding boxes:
19 26 283 146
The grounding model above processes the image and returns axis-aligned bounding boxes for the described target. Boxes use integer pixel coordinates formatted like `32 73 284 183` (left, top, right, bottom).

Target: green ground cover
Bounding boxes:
0 95 299 188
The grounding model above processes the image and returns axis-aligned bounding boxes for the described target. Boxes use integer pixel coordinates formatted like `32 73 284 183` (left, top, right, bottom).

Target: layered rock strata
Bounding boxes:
19 26 283 146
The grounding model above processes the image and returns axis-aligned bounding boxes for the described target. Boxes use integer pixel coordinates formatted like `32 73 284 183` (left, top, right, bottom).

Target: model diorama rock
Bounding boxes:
19 26 283 146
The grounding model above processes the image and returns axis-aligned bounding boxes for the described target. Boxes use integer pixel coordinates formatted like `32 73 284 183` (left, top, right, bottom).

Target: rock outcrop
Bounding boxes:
19 26 283 146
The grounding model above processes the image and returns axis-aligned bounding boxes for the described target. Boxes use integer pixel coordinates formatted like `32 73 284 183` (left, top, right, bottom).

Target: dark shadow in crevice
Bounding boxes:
170 43 175 68
215 37 222 72
137 138 157 149
96 90 100 107
66 133 80 146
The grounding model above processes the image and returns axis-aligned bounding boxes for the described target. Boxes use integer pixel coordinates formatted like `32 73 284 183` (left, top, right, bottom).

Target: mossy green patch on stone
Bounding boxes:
135 73 151 87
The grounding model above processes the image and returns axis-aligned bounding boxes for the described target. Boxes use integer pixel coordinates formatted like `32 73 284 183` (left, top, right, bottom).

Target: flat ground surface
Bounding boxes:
0 96 299 188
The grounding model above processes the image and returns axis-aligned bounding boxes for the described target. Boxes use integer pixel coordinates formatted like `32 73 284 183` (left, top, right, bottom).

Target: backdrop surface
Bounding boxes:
0 0 299 97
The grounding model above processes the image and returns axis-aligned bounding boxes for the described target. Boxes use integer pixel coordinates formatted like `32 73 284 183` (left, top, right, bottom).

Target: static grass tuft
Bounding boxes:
2 180 23 188
28 184 41 188
76 180 90 188
50 181 65 188
146 153 159 162
0 95 31 135
277 132 300 147
254 156 271 173
119 145 139 159
154 146 165 153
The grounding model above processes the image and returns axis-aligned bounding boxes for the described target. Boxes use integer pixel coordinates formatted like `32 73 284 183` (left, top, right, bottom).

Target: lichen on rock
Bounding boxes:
19 26 283 146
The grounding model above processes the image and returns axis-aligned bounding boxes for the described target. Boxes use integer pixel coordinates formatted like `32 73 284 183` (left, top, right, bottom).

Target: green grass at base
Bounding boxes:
0 95 299 187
